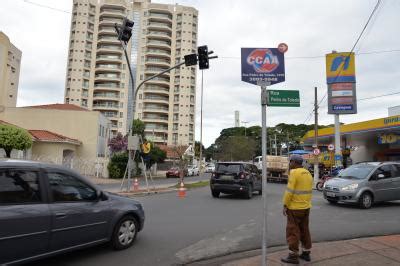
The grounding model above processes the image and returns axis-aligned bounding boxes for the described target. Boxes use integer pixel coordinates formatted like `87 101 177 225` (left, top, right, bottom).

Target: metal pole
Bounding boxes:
274 134 277 156
314 87 319 185
199 70 204 173
334 114 342 167
261 85 268 266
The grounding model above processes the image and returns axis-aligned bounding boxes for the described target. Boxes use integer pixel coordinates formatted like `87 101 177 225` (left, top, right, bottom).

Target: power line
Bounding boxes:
22 0 71 14
302 0 382 124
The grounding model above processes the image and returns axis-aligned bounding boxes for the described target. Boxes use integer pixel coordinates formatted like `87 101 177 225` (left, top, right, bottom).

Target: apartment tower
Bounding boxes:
0 32 21 108
65 0 198 147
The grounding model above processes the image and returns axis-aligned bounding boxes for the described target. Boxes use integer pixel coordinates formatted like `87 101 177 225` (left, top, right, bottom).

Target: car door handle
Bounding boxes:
55 212 67 218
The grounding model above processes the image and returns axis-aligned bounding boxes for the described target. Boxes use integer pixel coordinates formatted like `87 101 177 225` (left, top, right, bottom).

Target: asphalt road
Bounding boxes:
31 182 400 266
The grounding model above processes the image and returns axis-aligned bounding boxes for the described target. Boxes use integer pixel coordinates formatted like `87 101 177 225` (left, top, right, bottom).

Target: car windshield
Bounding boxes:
337 165 375 179
216 164 242 173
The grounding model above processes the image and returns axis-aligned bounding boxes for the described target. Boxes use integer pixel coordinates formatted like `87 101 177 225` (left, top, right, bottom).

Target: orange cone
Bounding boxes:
133 178 139 191
178 181 186 198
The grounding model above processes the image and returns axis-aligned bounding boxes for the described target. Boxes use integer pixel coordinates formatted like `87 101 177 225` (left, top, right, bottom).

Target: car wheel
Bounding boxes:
258 189 262 195
327 199 338 204
211 190 220 198
359 192 373 209
112 215 138 250
316 182 324 191
245 184 253 199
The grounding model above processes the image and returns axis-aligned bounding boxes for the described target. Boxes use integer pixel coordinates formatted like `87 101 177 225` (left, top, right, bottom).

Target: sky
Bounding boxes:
1 0 400 147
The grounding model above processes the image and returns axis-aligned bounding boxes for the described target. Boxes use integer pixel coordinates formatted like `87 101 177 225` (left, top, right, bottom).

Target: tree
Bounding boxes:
194 141 205 158
132 119 145 138
215 136 256 161
0 124 33 158
108 133 127 153
171 145 190 181
148 145 167 166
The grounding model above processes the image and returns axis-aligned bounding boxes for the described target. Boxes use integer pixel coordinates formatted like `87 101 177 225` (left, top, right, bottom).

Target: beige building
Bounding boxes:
0 104 111 176
0 32 21 108
65 0 198 147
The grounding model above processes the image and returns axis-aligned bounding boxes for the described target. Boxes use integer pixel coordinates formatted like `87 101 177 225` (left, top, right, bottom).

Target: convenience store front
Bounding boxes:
302 115 400 164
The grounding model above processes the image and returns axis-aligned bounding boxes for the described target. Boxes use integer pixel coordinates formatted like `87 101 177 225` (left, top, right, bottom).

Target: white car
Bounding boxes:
205 164 215 173
187 166 199 176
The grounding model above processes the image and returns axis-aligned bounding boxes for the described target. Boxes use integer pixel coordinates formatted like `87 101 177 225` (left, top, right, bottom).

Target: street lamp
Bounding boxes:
241 121 249 136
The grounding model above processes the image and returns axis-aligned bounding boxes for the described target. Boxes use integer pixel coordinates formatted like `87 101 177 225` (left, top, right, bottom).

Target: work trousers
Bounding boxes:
286 208 312 253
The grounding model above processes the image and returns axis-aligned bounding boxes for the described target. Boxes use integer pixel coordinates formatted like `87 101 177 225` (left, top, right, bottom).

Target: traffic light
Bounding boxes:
198 45 209 70
117 17 134 43
184 53 198 66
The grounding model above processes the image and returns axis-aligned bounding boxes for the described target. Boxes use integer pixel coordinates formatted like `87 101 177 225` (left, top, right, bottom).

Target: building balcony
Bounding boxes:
99 10 126 19
146 77 170 86
144 86 170 96
147 31 171 40
97 45 123 53
95 73 121 82
142 116 169 124
96 55 122 64
102 112 119 119
98 27 117 35
93 93 120 100
98 36 120 44
145 59 170 67
142 106 169 114
144 127 168 133
95 64 121 73
147 40 171 49
148 12 172 23
147 22 172 32
93 103 120 111
146 49 171 58
143 95 169 104
99 18 123 26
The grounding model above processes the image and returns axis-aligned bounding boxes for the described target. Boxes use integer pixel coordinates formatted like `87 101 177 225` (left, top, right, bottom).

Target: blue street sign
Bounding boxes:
241 48 285 86
334 154 342 161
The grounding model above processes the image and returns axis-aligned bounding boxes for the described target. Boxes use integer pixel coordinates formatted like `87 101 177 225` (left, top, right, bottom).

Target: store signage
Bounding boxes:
378 133 400 144
241 48 285 85
326 52 357 115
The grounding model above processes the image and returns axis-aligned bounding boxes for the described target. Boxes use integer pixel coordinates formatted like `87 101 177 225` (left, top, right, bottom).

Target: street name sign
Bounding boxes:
267 90 300 107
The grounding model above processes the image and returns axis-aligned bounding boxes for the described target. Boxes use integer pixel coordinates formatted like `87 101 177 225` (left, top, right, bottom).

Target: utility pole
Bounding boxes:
274 134 278 156
241 121 249 136
199 70 204 173
314 87 319 186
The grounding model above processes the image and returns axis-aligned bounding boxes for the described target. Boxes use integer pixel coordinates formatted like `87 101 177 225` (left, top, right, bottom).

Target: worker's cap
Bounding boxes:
289 154 303 164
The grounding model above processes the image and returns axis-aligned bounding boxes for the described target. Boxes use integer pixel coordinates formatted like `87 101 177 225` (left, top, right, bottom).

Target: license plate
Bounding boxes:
326 192 336 197
220 175 233 180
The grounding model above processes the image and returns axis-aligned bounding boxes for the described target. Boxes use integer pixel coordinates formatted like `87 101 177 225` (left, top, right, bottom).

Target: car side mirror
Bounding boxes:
97 190 108 201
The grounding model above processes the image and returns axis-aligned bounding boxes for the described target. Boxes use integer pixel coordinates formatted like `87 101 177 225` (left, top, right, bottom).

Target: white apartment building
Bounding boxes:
65 0 198 147
0 32 21 108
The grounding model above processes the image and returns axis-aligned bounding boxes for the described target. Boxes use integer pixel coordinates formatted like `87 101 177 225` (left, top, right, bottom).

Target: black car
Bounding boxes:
210 162 262 199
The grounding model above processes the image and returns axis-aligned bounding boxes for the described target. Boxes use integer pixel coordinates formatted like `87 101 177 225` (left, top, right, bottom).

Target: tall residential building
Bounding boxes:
65 0 198 148
0 32 21 108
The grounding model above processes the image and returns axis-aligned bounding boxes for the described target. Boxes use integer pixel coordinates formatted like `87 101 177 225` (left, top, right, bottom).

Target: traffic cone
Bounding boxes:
133 178 139 191
178 181 186 198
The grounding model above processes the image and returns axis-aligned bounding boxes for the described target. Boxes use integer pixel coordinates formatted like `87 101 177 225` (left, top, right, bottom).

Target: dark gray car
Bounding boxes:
0 159 145 265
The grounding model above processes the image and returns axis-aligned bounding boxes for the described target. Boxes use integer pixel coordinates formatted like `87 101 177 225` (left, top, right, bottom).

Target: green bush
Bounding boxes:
108 152 128 179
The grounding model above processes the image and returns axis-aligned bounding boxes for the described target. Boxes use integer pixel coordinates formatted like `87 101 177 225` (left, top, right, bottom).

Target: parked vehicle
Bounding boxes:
187 165 199 176
205 163 215 173
323 162 400 209
316 166 342 190
210 162 262 199
166 167 188 178
0 159 145 265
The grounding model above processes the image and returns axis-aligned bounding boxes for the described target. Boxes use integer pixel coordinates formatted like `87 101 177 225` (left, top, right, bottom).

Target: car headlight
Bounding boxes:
341 183 359 191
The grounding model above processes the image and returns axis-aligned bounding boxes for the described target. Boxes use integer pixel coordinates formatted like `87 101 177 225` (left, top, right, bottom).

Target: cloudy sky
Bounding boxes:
1 0 400 147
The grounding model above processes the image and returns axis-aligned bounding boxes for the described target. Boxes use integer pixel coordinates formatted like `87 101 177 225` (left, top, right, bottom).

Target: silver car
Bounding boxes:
323 162 400 209
0 159 145 265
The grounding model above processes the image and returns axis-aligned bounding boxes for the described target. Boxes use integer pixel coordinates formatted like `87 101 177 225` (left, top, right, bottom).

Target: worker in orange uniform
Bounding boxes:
281 154 313 264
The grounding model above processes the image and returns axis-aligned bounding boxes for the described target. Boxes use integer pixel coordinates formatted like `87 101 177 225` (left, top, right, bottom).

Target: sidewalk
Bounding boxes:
193 235 400 266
